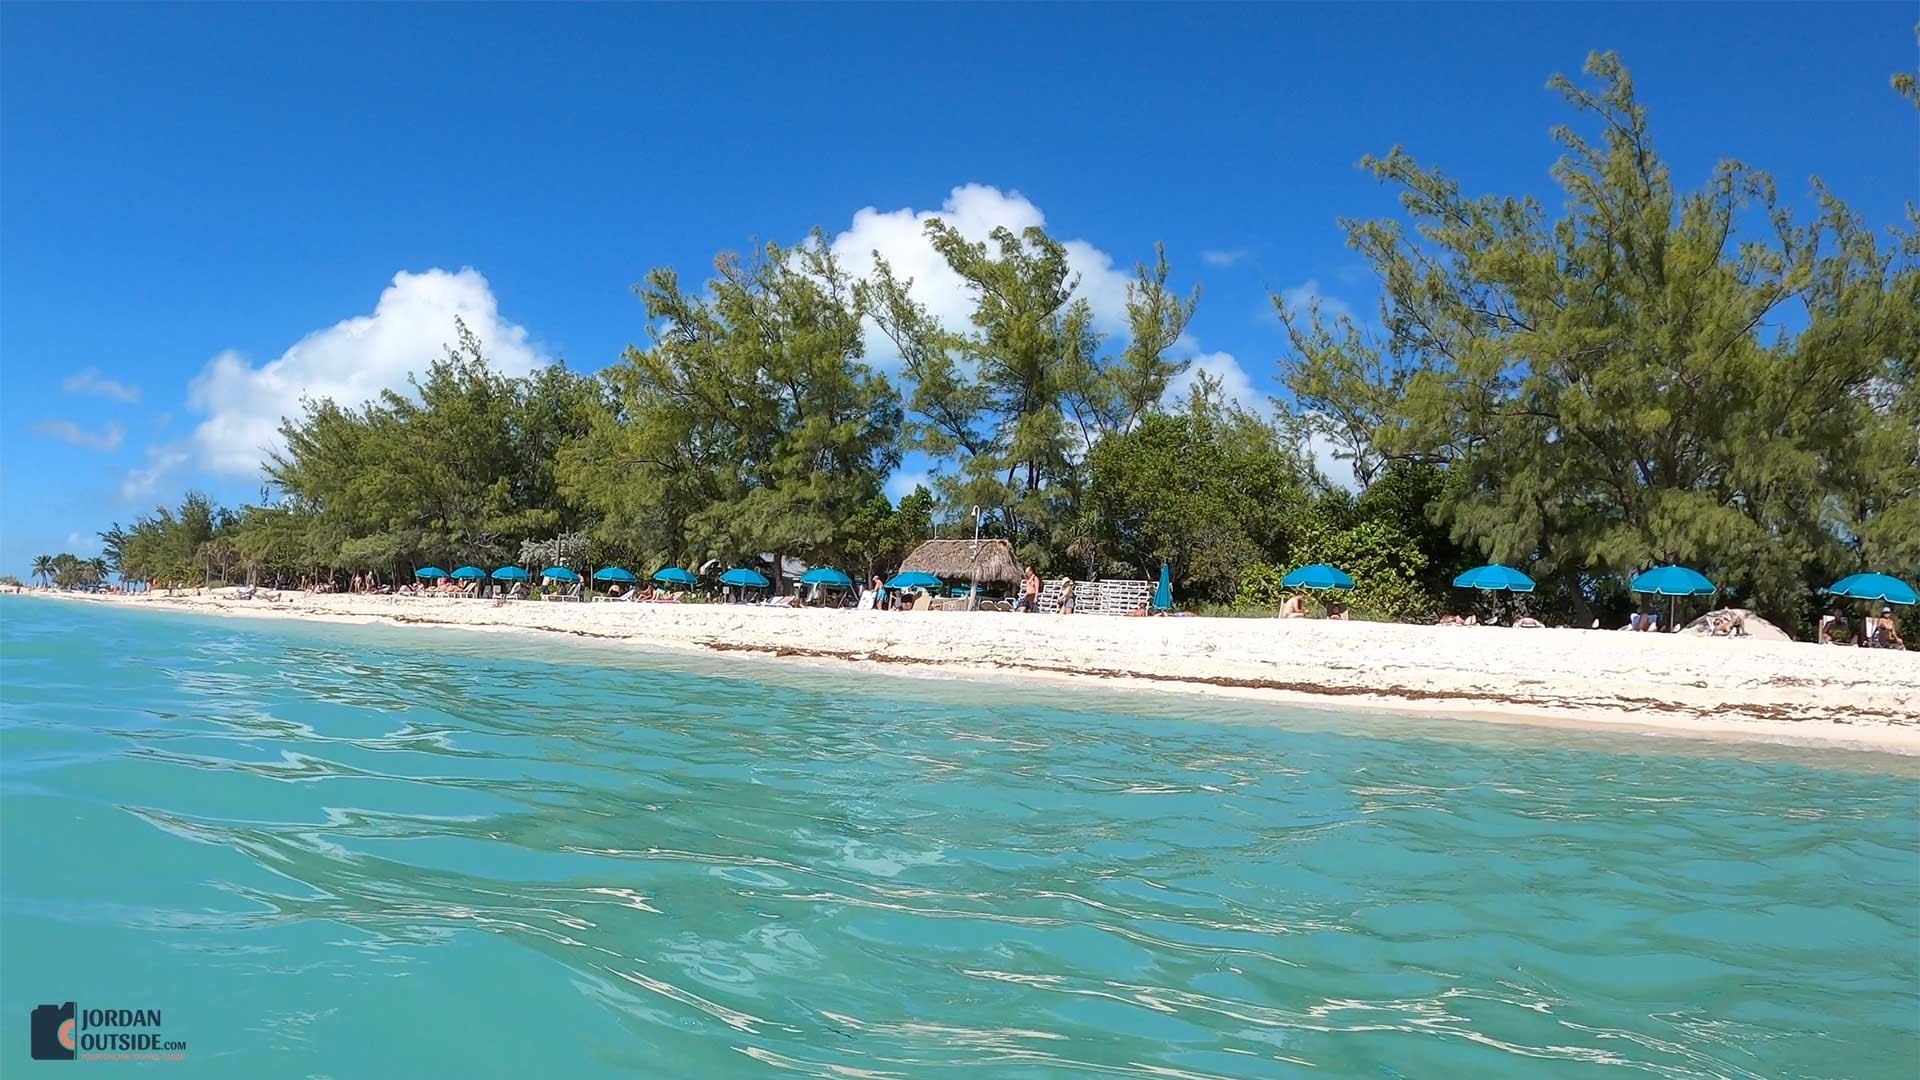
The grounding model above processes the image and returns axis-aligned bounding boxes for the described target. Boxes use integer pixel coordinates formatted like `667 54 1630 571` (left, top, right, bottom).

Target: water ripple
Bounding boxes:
2 600 1916 1077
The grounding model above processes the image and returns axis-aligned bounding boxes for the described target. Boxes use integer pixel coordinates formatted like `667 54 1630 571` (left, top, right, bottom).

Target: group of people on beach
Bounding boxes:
1819 607 1905 648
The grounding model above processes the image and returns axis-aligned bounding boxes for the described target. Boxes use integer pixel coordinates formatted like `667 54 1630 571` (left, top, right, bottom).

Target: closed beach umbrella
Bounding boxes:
654 567 699 586
800 567 853 587
490 566 530 581
1630 564 1715 632
415 567 448 579
592 567 637 583
719 568 770 588
1282 564 1355 591
1452 564 1536 592
1152 562 1173 611
451 566 486 580
541 567 580 583
885 571 941 590
1827 573 1918 606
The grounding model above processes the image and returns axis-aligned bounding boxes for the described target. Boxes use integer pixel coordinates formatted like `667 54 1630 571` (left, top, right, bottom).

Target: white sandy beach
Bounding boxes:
18 588 1919 753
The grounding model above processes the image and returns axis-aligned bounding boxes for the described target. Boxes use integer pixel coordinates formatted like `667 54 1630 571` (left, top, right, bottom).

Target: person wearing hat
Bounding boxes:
1876 606 1905 650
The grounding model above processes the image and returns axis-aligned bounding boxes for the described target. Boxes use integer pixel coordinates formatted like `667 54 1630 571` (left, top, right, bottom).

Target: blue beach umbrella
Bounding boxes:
1630 564 1715 632
719 568 770 588
1282 564 1355 591
653 567 699 586
490 566 529 581
1827 572 1918 606
1152 563 1173 611
415 567 448 579
450 565 486 580
886 571 941 590
541 567 580 583
1452 564 1536 592
800 567 853 587
592 567 637 583
1629 565 1715 597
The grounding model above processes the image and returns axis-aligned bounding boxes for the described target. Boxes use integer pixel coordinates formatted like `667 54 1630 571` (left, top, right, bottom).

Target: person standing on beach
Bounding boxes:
1015 567 1040 613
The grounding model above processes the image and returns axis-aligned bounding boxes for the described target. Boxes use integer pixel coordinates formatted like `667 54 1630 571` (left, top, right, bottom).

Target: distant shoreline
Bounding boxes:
13 588 1919 755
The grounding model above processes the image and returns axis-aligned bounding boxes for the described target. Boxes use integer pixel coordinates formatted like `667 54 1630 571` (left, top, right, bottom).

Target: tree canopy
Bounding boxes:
100 52 1915 636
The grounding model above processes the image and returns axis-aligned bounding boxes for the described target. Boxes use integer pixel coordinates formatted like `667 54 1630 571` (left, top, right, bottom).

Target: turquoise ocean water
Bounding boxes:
1 598 1915 1077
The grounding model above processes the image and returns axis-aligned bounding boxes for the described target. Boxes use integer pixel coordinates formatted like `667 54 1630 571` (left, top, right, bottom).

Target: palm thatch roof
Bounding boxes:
898 538 1023 586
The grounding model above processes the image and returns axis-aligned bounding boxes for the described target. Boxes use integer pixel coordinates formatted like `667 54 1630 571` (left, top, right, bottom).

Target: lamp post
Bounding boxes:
968 505 982 611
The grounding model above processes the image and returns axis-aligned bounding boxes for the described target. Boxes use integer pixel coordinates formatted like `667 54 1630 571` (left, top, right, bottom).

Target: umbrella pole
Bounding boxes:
1669 595 1676 634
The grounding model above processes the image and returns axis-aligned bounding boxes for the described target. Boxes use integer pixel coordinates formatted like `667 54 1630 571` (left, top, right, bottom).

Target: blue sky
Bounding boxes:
2 3 1913 578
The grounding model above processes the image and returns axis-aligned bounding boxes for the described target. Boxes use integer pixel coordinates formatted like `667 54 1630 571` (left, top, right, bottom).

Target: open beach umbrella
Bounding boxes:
719 568 770 588
1452 564 1536 592
415 567 448 579
1152 563 1173 611
1282 564 1355 591
490 566 529 581
451 566 486 580
800 567 853 587
541 567 580 583
1827 572 1917 606
592 567 637 583
1630 565 1715 632
886 571 941 590
653 567 699 586
1629 565 1715 596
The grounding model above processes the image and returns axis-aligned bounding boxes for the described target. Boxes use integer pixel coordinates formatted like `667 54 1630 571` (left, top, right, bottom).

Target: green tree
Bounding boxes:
1087 384 1312 601
30 554 54 587
564 233 901 588
1278 51 1917 632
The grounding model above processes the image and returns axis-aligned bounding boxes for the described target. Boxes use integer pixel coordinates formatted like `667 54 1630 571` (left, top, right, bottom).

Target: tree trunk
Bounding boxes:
1561 566 1594 627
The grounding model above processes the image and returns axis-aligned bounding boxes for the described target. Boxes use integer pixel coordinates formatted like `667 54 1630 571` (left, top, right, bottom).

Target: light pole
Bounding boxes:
968 505 983 611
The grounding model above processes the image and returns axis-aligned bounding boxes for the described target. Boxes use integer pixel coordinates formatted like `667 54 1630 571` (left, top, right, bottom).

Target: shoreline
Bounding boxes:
12 589 1920 755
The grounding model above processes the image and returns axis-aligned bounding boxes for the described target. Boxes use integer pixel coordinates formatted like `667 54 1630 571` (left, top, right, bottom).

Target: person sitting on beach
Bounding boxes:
1058 579 1075 615
606 583 625 600
1327 606 1351 621
1279 594 1307 619
1514 615 1544 628
1818 609 1844 644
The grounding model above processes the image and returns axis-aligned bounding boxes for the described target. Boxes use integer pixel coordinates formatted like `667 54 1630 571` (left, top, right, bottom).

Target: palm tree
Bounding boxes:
87 557 110 588
30 554 54 588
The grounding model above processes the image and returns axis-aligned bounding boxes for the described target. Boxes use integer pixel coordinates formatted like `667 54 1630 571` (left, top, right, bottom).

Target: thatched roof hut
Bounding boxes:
898 538 1023 586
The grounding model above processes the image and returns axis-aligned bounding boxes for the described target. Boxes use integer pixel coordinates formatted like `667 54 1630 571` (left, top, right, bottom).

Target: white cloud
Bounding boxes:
1301 423 1359 491
122 444 189 500
827 184 1133 365
1278 279 1353 322
884 469 932 502
34 419 125 451
185 268 545 476
65 531 103 556
1164 350 1261 412
1200 248 1250 268
62 368 142 403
